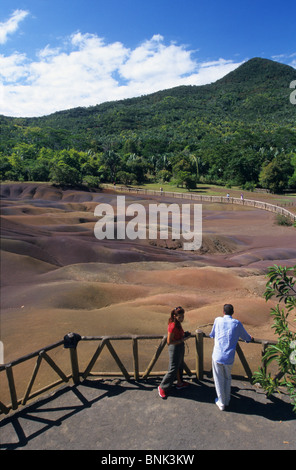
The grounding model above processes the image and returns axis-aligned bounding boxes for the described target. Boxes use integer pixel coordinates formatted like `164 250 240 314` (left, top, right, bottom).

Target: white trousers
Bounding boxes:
212 359 232 406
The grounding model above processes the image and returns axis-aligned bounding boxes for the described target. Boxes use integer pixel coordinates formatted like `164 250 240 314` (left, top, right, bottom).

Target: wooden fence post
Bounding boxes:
6 365 18 410
69 348 80 385
132 337 139 381
195 330 204 380
261 341 268 369
236 343 253 380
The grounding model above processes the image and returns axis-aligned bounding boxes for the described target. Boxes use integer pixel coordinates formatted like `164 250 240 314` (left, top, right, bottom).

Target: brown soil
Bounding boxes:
1 183 295 367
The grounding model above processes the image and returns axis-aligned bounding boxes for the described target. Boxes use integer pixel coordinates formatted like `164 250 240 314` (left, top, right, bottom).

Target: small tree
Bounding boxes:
259 155 293 193
49 149 82 186
253 265 296 413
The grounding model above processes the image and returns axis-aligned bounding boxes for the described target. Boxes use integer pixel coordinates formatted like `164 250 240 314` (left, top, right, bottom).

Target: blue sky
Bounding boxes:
1 0 295 117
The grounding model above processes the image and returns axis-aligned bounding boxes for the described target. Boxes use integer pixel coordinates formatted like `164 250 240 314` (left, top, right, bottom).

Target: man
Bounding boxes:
209 304 253 410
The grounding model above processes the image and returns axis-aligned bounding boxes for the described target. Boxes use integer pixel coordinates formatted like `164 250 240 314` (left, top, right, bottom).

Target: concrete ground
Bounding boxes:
0 375 295 452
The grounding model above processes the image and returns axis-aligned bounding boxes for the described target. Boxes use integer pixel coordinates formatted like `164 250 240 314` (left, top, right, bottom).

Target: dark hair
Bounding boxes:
168 306 185 329
223 304 234 316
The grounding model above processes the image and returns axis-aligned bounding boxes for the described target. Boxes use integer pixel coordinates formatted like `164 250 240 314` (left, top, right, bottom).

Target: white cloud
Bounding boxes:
0 9 29 44
0 30 243 117
0 52 28 82
188 58 245 86
119 35 196 85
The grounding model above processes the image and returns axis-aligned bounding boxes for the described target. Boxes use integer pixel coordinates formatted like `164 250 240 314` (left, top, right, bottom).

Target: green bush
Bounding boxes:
252 265 296 413
275 214 293 226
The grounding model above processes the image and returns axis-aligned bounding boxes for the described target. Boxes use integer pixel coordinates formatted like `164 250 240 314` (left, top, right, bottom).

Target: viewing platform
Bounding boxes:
1 332 295 451
0 376 295 451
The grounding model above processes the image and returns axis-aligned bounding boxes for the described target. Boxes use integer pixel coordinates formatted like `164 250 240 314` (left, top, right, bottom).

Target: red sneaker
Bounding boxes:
158 386 166 399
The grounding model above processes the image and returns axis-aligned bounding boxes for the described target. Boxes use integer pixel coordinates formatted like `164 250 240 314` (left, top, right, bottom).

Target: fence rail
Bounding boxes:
0 331 277 416
103 184 296 222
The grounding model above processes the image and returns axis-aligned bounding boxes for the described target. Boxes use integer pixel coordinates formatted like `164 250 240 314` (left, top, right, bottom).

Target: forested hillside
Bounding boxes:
1 57 296 192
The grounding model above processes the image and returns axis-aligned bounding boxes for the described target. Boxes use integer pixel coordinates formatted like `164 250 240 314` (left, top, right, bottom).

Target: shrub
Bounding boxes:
252 265 296 413
275 214 293 226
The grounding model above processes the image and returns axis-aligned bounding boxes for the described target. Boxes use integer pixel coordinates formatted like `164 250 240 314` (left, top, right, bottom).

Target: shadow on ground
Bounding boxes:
1 376 295 451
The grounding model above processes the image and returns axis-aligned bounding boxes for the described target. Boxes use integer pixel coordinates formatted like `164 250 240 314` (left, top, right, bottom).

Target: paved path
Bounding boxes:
0 376 295 452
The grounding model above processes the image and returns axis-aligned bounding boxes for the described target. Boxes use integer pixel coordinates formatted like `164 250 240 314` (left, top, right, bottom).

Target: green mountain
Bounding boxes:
1 58 296 190
23 57 295 129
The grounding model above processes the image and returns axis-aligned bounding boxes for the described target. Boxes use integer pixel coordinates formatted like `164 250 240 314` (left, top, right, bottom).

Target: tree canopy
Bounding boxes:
1 58 295 191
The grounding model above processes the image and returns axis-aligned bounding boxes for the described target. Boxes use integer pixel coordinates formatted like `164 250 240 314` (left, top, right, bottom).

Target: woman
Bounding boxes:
158 306 190 399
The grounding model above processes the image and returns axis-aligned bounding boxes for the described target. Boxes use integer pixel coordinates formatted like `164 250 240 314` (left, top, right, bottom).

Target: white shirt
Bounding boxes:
209 315 252 365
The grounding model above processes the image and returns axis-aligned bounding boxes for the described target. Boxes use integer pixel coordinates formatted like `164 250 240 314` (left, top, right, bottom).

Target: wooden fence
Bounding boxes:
0 331 277 416
103 184 296 222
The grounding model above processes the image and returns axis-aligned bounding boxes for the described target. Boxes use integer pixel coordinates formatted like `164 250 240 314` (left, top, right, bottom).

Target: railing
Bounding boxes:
103 184 296 222
0 331 277 416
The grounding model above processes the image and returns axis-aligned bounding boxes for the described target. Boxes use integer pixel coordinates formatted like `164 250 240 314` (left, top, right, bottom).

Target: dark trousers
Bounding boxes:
160 342 184 391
